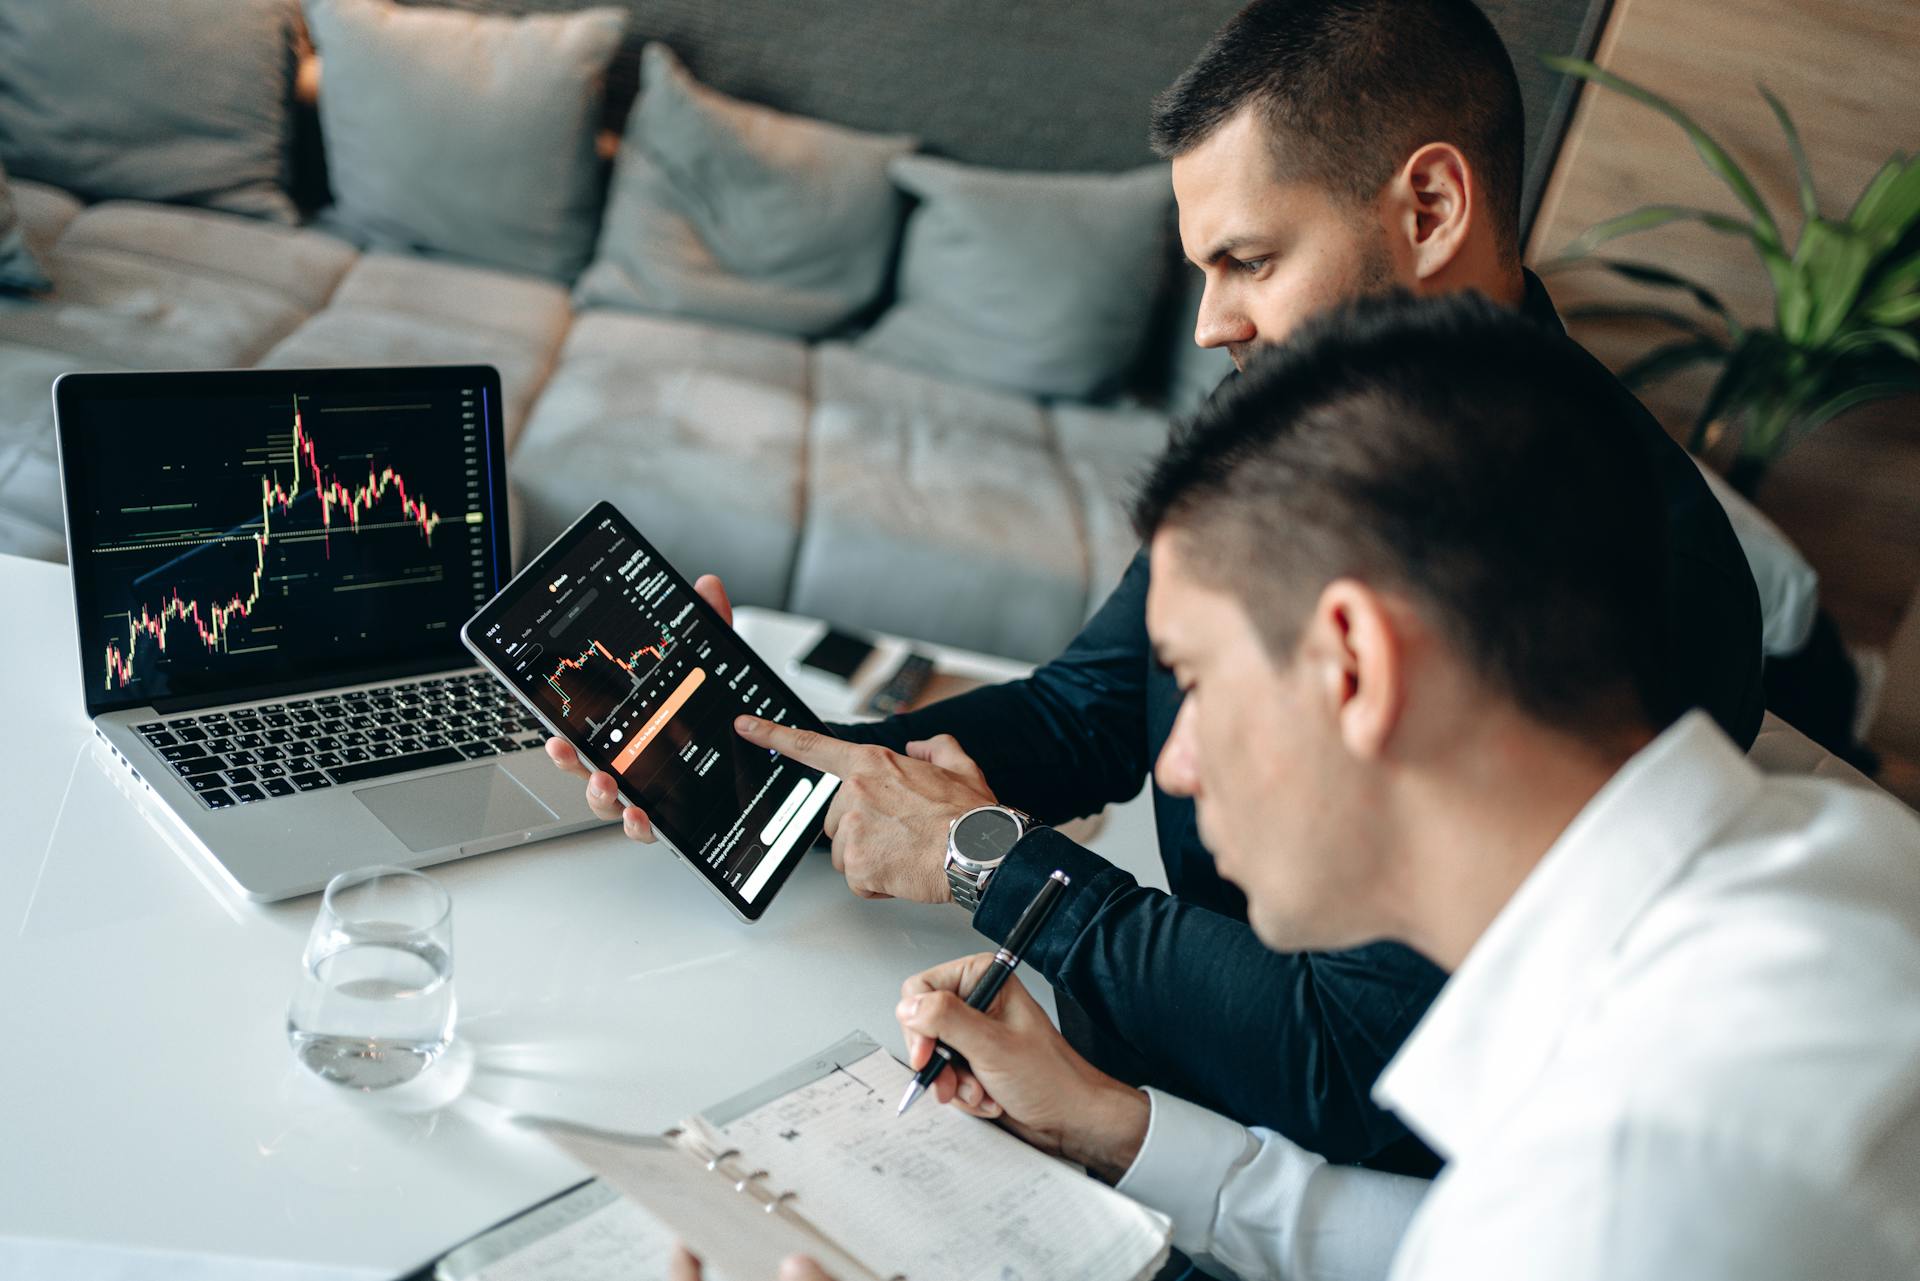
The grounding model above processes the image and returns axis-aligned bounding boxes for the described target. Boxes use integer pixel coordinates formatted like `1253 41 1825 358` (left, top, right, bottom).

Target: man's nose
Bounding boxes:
1155 732 1199 799
1194 280 1255 350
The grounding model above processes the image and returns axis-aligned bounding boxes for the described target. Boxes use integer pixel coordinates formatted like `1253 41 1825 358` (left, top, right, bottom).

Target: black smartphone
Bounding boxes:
795 626 878 684
461 501 839 922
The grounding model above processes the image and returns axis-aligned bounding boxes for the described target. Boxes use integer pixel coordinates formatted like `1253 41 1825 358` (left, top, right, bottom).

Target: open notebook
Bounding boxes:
437 1032 1172 1281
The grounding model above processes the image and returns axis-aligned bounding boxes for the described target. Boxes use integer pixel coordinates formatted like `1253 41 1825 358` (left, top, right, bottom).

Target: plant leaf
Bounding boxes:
1589 259 1743 338
1544 56 1783 250
1615 338 1729 391
1788 374 1920 449
1564 302 1728 342
1849 153 1920 245
1791 218 1876 347
1776 256 1813 343
1866 293 1920 327
1832 326 1920 361
1759 84 1818 222
1553 204 1757 261
1861 247 1920 314
1756 240 1796 303
1848 156 1905 228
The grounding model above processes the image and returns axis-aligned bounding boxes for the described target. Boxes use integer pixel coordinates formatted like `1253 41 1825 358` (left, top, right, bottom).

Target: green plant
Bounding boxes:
1543 56 1920 490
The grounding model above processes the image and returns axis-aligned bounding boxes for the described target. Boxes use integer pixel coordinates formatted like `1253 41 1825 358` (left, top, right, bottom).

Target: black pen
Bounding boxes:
897 869 1072 1116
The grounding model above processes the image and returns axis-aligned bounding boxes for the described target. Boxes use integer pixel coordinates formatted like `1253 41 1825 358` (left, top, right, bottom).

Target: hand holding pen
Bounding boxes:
897 870 1071 1115
893 869 1153 1181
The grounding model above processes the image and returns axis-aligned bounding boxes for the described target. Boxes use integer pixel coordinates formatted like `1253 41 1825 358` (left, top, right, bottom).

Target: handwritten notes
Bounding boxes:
716 1049 1169 1281
493 1036 1169 1281
533 1127 878 1281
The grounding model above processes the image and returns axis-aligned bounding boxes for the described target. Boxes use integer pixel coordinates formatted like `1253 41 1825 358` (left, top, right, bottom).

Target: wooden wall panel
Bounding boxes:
1526 0 1920 656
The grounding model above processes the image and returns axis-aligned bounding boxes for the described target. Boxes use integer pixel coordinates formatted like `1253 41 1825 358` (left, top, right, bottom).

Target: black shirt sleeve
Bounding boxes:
831 552 1157 822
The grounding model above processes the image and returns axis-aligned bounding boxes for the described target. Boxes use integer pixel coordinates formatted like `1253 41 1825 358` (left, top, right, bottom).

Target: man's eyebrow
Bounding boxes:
1195 236 1257 266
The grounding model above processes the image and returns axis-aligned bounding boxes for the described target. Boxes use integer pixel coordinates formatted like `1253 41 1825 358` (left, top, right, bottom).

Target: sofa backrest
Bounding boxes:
390 0 1608 240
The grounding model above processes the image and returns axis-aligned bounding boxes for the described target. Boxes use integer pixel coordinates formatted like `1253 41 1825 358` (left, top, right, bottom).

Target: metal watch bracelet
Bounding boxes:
945 805 1034 913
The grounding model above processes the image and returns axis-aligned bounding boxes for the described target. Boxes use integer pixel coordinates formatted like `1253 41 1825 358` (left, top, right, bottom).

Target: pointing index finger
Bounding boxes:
733 715 858 774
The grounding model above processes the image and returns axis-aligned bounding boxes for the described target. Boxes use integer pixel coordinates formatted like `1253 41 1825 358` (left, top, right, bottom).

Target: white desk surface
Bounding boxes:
0 554 1164 1279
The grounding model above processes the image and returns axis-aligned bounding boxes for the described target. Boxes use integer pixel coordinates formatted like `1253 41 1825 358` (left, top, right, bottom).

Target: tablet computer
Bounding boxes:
462 502 839 921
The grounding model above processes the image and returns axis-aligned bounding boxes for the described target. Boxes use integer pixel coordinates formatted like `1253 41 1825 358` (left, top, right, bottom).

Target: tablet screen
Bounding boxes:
464 504 838 918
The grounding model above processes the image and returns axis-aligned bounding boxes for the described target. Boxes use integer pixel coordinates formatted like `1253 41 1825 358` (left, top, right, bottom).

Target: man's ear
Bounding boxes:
1386 142 1476 284
1305 579 1404 761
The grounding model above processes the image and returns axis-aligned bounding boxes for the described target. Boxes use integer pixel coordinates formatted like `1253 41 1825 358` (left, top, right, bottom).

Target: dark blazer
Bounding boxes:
837 274 1765 1174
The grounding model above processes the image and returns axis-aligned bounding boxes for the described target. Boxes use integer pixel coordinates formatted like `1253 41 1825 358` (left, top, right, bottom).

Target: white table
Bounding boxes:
0 553 1164 1279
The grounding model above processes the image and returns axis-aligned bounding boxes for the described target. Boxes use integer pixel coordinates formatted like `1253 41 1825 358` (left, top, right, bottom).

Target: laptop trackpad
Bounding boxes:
354 764 558 853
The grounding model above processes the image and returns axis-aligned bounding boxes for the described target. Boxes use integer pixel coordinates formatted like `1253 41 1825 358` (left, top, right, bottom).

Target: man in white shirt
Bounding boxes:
874 293 1920 1280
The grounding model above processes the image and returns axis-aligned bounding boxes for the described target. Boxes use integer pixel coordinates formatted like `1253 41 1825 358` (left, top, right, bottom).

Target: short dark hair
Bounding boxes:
1133 292 1672 736
1150 0 1526 258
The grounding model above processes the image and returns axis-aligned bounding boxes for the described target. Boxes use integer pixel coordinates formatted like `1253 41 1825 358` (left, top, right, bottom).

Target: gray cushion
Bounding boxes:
789 343 1089 662
53 203 357 312
858 157 1173 400
0 202 356 370
575 44 915 337
1050 402 1170 614
0 0 298 222
0 341 104 560
303 0 625 282
509 309 810 606
0 160 49 293
6 179 83 264
259 254 570 448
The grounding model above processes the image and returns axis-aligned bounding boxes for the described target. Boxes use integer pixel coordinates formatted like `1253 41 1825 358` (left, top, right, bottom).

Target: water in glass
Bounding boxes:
287 866 456 1089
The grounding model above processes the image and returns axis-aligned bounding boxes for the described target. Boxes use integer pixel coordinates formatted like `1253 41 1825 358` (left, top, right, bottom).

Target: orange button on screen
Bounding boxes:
611 666 706 773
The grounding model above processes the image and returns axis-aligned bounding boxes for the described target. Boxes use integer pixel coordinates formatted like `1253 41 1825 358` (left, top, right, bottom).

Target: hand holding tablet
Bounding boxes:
463 503 840 921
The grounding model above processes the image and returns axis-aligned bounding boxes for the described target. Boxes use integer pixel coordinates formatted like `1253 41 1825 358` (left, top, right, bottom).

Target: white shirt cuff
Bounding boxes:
1115 1088 1268 1258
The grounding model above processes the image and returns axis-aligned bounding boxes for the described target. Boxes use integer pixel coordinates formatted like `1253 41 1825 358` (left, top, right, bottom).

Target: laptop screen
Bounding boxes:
58 366 510 717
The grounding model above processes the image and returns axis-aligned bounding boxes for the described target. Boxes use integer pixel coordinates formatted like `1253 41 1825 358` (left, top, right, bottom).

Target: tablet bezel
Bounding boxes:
461 500 835 922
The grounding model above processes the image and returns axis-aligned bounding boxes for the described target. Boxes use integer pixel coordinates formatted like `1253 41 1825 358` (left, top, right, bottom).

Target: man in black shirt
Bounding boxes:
551 0 1763 1173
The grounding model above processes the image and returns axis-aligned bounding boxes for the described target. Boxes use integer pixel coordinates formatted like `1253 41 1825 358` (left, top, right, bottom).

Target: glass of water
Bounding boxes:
287 865 456 1090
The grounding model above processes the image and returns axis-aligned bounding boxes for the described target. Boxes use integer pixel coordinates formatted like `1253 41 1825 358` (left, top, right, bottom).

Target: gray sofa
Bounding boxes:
0 0 1608 662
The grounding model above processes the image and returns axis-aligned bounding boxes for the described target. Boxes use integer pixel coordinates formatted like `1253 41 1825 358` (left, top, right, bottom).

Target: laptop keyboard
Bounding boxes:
132 672 548 810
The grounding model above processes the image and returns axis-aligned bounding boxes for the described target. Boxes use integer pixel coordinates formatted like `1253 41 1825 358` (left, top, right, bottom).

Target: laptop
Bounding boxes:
54 365 603 902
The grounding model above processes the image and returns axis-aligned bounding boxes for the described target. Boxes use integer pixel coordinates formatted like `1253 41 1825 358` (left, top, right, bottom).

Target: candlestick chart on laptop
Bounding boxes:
68 383 495 707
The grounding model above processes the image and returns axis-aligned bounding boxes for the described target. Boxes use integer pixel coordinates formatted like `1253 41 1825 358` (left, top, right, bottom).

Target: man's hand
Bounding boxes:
733 718 999 903
546 574 733 843
670 1246 834 1280
896 955 1150 1184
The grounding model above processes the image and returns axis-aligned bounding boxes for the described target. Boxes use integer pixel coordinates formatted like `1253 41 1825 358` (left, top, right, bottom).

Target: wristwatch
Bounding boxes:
944 804 1035 912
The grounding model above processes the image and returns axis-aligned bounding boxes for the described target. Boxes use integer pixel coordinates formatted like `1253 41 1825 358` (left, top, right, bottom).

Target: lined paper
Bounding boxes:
437 1183 677 1281
714 1048 1170 1281
532 1126 878 1281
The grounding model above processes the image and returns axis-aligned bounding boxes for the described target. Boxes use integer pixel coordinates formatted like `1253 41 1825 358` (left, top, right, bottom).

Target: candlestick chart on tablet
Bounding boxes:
471 511 840 904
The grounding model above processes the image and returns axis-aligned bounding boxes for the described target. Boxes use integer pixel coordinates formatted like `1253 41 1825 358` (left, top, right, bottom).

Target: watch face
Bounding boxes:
954 808 1022 865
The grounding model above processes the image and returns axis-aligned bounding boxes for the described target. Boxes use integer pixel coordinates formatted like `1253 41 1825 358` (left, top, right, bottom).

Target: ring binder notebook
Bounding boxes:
481 1031 1171 1281
531 1112 887 1281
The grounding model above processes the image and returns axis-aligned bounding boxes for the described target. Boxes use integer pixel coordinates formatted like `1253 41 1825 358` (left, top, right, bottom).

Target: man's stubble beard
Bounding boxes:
1232 233 1402 371
1353 234 1401 299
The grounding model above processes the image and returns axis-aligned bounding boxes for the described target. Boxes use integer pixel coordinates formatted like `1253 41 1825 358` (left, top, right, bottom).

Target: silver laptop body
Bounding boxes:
55 365 601 901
